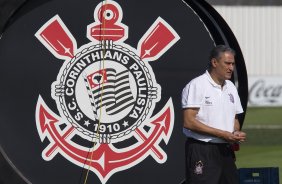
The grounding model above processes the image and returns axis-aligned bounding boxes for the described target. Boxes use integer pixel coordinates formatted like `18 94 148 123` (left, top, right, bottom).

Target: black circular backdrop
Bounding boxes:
0 0 248 183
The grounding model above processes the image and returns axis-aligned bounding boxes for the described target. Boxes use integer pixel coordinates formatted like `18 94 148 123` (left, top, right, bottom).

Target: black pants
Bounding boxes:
185 138 239 184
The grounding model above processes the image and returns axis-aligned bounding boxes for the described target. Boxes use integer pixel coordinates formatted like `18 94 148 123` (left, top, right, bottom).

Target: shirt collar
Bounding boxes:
205 70 227 90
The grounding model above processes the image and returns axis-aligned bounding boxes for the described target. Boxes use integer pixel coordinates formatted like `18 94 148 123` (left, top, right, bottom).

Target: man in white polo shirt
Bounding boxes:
182 45 246 184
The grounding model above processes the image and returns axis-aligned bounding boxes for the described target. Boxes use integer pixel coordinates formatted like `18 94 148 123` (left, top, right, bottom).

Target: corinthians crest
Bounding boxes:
35 1 179 183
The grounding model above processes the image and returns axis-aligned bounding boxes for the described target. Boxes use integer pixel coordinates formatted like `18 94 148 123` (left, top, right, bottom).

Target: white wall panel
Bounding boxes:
213 6 282 76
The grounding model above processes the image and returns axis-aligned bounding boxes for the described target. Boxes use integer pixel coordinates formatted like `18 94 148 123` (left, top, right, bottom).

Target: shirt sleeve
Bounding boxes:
235 91 244 114
181 80 203 109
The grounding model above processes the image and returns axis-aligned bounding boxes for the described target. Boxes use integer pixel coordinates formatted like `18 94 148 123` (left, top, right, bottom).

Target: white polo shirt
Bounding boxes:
182 71 243 143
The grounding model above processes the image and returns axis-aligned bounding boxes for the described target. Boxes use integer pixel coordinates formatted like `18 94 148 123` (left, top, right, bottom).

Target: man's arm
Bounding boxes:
183 108 243 143
233 116 247 142
233 116 241 132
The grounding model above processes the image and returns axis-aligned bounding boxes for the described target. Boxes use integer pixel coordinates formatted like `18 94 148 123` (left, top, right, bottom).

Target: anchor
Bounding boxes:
36 96 174 182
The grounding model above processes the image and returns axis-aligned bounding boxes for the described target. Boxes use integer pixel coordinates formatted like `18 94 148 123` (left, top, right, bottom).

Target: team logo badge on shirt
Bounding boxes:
34 0 178 183
228 93 234 103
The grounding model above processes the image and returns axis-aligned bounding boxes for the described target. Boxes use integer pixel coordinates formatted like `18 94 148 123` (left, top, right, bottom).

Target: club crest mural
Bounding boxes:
35 1 177 182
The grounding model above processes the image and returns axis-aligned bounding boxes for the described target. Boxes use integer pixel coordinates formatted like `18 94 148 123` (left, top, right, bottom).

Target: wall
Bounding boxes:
213 5 282 76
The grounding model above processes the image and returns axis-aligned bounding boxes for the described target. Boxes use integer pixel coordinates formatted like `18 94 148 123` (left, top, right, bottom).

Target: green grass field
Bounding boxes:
236 107 282 183
243 107 282 126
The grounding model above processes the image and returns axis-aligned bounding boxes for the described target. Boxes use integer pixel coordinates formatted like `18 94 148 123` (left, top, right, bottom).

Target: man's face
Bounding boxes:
213 51 235 80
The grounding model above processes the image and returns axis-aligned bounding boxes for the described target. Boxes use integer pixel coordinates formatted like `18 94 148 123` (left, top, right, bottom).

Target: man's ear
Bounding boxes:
211 58 217 67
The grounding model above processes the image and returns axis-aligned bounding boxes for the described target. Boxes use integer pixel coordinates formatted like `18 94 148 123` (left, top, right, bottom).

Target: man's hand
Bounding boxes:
233 130 246 142
220 130 246 143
